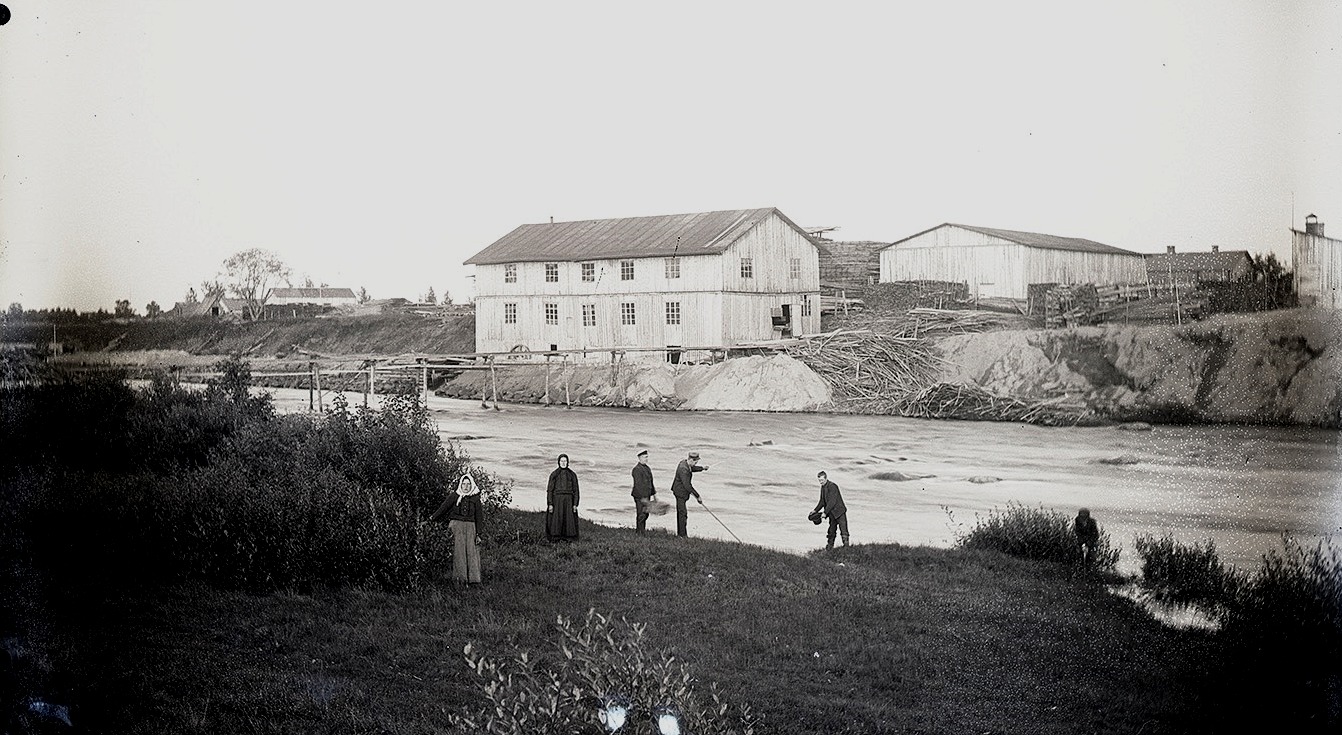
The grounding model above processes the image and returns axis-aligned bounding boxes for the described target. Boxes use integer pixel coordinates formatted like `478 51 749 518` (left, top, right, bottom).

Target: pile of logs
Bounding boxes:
899 382 1096 426
784 329 942 413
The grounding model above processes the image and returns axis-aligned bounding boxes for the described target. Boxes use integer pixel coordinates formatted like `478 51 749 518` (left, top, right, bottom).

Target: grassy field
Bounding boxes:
24 510 1226 734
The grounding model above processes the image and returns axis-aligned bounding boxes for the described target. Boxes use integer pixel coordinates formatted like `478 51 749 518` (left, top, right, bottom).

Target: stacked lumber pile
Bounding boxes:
1043 284 1100 328
827 309 1030 338
900 382 1096 426
817 241 884 288
784 330 942 413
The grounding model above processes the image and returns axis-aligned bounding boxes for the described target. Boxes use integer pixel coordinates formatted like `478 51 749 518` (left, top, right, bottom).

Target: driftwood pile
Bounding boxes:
900 382 1096 426
783 330 942 413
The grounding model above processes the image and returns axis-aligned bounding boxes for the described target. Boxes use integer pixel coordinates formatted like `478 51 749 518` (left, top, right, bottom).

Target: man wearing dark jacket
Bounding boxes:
813 471 849 550
631 450 656 533
669 451 708 537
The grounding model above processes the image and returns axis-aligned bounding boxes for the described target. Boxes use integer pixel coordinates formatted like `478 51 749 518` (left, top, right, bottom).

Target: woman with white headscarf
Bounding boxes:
430 474 484 585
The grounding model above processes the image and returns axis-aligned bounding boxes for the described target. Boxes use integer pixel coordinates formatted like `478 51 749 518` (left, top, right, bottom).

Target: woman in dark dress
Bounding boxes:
546 454 580 541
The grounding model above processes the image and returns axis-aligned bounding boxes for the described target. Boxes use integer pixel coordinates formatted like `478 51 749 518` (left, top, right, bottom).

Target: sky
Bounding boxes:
0 1 1339 312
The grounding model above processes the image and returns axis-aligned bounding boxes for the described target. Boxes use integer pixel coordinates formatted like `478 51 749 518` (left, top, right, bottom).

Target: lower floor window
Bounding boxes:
582 303 596 327
665 301 681 325
621 302 636 325
504 303 517 324
544 303 558 325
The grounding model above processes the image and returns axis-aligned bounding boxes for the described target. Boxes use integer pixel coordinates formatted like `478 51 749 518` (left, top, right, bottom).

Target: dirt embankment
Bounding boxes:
437 354 832 412
935 309 1341 427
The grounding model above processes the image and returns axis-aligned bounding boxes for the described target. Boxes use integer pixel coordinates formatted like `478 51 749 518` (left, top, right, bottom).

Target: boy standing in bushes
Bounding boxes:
813 471 849 550
1073 508 1099 568
431 475 484 585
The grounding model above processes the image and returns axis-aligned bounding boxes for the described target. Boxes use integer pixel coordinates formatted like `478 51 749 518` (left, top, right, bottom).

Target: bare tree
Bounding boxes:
200 279 226 300
146 301 162 318
221 249 291 320
358 287 371 304
114 299 136 318
184 286 199 304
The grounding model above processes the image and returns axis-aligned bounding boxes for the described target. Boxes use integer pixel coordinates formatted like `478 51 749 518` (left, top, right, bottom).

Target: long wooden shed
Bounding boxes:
879 223 1147 300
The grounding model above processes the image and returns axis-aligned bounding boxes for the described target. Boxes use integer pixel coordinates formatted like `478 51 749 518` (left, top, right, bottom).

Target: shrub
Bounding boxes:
955 502 1120 571
451 610 756 735
1133 533 1243 608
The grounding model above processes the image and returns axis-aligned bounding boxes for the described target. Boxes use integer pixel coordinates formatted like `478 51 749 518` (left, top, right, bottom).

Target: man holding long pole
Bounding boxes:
670 451 708 538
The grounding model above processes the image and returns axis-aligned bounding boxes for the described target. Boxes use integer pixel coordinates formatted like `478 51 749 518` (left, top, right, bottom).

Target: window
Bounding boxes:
504 264 517 284
790 258 801 280
621 260 635 280
581 263 595 282
621 302 636 325
545 263 559 283
801 295 812 317
544 303 558 325
665 257 680 279
665 301 681 325
582 303 596 327
740 257 753 279
504 302 517 324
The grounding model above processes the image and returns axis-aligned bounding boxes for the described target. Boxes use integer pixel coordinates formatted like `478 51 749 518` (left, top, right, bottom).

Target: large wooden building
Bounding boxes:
1144 246 1255 287
465 208 822 359
1293 214 1340 308
879 223 1147 300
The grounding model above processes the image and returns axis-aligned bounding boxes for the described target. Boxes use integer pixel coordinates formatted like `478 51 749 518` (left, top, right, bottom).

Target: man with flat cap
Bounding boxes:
631 450 656 533
670 451 708 537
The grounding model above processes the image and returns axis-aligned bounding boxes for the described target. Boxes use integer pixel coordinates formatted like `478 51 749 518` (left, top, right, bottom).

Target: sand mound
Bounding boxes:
677 354 831 412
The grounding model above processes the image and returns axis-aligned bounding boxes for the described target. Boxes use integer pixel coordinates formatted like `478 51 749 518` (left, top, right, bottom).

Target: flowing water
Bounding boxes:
273 389 1341 577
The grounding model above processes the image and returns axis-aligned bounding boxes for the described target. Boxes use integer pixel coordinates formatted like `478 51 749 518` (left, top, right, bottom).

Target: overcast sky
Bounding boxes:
1 1 1339 312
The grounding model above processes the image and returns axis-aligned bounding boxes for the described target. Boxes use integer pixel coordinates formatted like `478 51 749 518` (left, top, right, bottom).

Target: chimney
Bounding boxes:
1166 245 1175 254
550 216 554 225
1211 245 1219 253
1305 213 1324 237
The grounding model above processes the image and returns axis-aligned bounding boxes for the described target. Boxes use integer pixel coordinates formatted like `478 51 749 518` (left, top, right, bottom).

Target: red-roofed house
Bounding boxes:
464 208 822 358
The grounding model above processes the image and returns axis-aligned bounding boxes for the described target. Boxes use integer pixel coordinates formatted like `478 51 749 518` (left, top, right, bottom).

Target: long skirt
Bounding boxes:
546 493 579 540
448 519 481 583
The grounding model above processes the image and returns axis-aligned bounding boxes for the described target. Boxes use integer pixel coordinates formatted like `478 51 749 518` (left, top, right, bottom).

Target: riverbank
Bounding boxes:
437 308 1341 427
14 510 1226 734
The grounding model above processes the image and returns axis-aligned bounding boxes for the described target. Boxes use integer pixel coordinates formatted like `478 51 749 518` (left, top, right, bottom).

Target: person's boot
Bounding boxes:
842 537 850 547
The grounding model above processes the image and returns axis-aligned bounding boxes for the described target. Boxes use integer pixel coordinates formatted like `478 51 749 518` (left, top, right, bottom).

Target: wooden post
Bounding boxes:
309 361 315 411
489 357 500 410
543 353 552 406
563 355 572 409
314 363 324 412
365 364 374 408
422 364 429 404
480 357 490 409
1168 260 1182 326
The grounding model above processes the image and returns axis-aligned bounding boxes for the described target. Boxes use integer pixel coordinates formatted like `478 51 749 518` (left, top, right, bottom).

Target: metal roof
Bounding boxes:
888 223 1142 256
464 207 819 265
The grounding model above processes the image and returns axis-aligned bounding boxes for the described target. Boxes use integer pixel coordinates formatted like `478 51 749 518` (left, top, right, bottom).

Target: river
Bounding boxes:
275 389 1341 576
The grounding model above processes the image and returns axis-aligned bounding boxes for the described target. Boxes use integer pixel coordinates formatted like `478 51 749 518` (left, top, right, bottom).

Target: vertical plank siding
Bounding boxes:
880 227 1147 299
474 212 821 358
1293 230 1342 308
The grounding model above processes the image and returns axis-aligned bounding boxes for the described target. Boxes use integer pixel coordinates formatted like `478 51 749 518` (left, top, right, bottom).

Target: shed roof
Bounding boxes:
268 287 357 299
1145 250 1254 273
887 223 1142 256
464 207 819 265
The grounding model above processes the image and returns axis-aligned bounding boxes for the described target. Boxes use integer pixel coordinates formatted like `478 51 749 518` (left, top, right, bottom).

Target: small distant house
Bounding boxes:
465 207 823 359
266 287 358 307
880 223 1147 300
1293 214 1341 308
1144 246 1255 287
169 293 247 318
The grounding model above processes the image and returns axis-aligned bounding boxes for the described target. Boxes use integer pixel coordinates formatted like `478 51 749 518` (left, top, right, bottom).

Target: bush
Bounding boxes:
954 502 1120 571
451 610 757 734
1133 533 1243 608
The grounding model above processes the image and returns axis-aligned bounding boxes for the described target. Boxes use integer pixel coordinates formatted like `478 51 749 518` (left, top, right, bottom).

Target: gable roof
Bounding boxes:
887 223 1141 256
464 207 820 265
268 287 357 299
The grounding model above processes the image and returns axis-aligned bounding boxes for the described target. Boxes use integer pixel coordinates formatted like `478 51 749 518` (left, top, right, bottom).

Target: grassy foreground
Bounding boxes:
27 511 1223 735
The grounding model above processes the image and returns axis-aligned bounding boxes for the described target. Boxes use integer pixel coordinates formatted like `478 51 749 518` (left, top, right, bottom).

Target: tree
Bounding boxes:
442 290 453 306
114 299 136 318
199 279 226 300
146 301 162 318
301 275 315 288
6 302 22 317
358 287 371 304
1253 253 1294 309
184 286 199 304
220 248 291 320
424 286 437 305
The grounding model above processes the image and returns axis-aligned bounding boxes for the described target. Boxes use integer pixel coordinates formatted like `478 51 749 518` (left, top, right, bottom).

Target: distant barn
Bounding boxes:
880 223 1147 300
266 287 358 307
465 207 822 360
1144 246 1255 287
1293 214 1340 308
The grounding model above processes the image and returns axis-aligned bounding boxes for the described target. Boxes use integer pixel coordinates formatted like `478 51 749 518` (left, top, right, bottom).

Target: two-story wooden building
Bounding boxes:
464 207 822 359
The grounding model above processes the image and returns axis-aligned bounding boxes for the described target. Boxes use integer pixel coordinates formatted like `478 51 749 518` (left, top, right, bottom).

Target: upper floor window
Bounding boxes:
665 301 681 325
740 257 753 279
504 264 517 284
665 257 681 279
581 263 596 282
504 302 517 324
790 258 801 280
582 303 596 327
545 263 559 283
620 302 636 325
544 303 558 325
621 260 635 280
